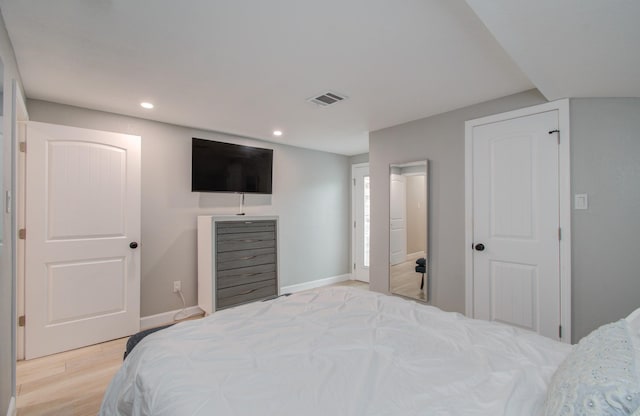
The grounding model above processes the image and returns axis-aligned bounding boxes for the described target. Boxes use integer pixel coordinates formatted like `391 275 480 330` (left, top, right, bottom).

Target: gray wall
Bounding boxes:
350 153 369 165
0 10 24 414
27 99 351 317
370 91 640 343
368 90 547 312
570 98 640 341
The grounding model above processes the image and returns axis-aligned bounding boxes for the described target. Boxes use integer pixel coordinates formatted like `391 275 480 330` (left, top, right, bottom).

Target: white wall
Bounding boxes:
27 99 352 317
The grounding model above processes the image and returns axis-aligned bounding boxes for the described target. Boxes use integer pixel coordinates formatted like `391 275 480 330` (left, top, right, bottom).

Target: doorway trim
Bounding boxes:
14 80 28 362
464 99 571 343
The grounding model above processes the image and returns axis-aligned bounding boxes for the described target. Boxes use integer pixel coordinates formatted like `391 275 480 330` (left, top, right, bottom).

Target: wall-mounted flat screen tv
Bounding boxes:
192 138 273 194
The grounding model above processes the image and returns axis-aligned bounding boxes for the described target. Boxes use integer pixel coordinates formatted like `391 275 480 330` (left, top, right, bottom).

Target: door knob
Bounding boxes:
129 242 139 249
474 243 485 251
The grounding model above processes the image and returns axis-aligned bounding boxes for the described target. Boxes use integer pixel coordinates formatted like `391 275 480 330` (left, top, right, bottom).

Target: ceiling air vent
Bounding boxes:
307 91 348 107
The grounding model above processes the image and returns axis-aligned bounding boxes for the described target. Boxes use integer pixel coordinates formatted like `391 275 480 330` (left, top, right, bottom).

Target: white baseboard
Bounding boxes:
140 306 204 331
140 275 352 329
280 274 352 294
7 396 16 416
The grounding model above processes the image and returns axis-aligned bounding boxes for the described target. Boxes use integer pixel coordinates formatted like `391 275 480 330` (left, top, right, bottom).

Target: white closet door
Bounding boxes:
25 121 141 359
471 110 560 340
389 173 406 266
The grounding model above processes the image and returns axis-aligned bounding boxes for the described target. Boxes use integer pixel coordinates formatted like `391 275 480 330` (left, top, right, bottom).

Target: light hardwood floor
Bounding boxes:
15 280 369 416
16 337 128 416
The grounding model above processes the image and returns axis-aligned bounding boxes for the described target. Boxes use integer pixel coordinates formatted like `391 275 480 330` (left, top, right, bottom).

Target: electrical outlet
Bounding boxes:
173 280 181 293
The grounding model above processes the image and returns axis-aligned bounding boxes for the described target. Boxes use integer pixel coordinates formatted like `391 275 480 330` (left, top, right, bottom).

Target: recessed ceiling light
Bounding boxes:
273 130 283 137
140 102 154 109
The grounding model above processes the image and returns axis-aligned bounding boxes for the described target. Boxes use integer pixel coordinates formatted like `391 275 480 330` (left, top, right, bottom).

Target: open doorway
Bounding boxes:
352 163 370 282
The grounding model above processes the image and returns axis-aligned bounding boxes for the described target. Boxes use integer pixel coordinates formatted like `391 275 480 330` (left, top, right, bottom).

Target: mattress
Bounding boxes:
100 287 571 416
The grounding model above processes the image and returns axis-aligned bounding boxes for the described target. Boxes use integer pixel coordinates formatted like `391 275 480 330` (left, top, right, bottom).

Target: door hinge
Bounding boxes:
353 263 356 270
18 315 25 327
353 178 356 186
18 228 26 240
19 142 26 153
353 221 356 228
549 129 560 144
558 227 562 240
559 325 562 339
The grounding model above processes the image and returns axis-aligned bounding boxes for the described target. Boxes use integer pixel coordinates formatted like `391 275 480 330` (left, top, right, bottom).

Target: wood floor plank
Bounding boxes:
16 338 127 416
17 358 66 385
65 340 126 374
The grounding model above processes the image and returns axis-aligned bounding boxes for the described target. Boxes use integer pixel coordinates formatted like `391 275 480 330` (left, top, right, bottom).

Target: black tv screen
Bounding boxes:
191 138 273 194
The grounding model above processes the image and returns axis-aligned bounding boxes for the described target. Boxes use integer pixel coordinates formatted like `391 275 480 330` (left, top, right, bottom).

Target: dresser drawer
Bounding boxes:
216 231 275 255
216 280 277 310
216 262 276 290
217 247 275 262
217 271 277 290
216 221 276 235
217 251 276 272
216 238 275 253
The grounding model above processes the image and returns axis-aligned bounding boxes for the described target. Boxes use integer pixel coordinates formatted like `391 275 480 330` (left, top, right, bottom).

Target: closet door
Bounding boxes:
25 122 141 359
389 173 406 266
470 110 561 340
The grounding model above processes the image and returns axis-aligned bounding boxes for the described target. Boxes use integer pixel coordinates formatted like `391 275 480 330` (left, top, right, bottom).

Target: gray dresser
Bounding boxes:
197 216 279 314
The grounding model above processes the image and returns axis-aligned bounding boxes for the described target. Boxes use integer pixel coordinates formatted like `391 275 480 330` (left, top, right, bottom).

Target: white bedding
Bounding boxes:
100 287 571 416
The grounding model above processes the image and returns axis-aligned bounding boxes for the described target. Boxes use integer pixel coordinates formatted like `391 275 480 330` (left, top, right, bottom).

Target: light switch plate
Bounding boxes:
574 193 588 210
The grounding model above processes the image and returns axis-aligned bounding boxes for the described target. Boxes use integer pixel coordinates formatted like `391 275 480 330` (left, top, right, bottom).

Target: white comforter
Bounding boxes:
100 287 570 416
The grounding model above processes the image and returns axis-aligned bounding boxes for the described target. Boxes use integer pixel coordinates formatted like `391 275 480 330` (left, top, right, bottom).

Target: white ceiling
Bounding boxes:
0 1 636 155
465 0 640 101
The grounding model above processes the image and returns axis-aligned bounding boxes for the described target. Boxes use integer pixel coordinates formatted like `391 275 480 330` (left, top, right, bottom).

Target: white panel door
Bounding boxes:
352 164 370 282
25 122 141 359
389 173 406 266
472 110 560 340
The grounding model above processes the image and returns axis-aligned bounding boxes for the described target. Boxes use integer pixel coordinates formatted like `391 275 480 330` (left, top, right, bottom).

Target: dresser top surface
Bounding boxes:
199 215 279 223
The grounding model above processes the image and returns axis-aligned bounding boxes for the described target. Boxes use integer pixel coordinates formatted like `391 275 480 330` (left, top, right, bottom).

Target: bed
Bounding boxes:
100 287 640 416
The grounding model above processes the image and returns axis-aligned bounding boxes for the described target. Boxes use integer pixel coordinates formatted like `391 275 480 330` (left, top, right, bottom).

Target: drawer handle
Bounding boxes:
242 273 261 277
238 288 258 296
242 239 258 243
240 255 256 260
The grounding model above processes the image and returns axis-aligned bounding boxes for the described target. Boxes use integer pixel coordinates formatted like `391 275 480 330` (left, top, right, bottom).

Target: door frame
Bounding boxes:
351 163 369 282
14 81 28 360
464 99 572 343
